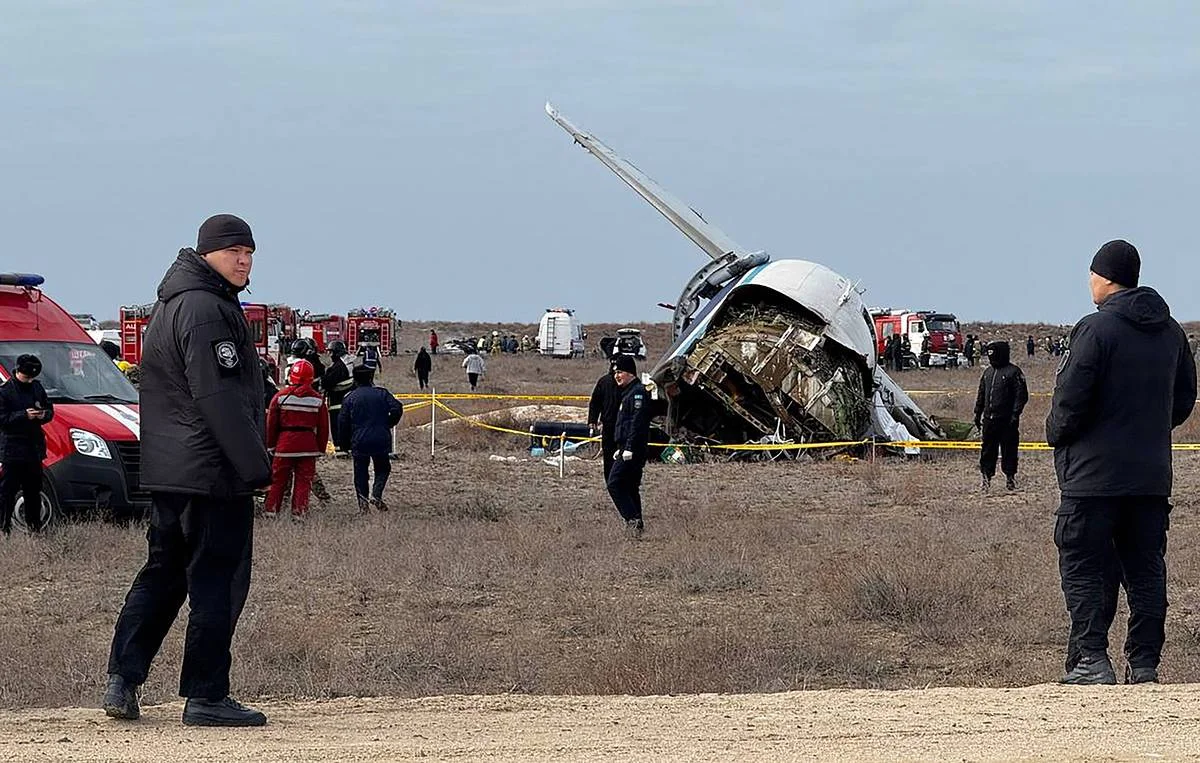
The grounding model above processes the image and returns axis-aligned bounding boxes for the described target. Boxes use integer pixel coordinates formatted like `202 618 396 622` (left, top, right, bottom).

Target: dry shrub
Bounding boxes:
827 538 1012 645
437 493 509 522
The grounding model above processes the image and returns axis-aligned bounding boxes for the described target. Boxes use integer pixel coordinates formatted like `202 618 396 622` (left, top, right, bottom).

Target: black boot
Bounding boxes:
1126 665 1159 684
1060 654 1117 685
1005 475 1017 491
103 674 141 720
371 497 389 512
182 697 267 727
357 495 370 514
311 475 332 503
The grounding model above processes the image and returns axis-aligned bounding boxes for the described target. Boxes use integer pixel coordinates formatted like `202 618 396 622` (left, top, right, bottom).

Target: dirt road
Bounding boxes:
4 685 1200 761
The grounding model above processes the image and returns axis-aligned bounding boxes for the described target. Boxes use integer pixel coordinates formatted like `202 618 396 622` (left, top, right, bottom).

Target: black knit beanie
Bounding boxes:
612 355 637 375
1090 239 1140 288
16 354 42 377
196 214 255 255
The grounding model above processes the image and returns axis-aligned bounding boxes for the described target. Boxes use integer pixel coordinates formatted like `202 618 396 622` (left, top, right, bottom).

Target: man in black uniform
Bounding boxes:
587 360 622 481
973 340 1029 491
606 355 651 537
1048 239 1196 685
0 355 54 534
322 340 355 454
104 214 272 726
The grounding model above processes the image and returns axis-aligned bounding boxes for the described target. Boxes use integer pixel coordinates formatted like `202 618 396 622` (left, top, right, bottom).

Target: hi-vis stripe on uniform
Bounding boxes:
278 394 323 412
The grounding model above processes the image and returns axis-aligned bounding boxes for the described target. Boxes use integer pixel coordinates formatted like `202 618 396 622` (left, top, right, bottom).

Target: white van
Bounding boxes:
537 308 586 358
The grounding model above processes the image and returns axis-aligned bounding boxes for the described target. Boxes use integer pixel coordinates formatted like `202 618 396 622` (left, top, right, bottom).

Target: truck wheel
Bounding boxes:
12 479 58 533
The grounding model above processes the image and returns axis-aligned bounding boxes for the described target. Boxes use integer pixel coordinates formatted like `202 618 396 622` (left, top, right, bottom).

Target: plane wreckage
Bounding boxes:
546 103 944 450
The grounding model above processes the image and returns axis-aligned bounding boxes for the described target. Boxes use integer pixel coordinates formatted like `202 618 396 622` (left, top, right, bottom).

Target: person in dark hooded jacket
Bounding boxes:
587 360 622 481
105 214 270 728
973 340 1028 491
414 347 432 390
1047 239 1196 687
0 354 54 534
339 365 403 512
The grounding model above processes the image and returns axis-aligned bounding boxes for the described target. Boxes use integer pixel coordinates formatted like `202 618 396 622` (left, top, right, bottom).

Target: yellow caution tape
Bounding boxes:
423 399 1200 454
432 400 586 441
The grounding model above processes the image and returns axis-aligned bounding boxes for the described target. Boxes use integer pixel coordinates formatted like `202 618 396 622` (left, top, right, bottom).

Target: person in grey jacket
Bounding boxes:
104 214 271 727
1047 239 1196 686
462 351 486 391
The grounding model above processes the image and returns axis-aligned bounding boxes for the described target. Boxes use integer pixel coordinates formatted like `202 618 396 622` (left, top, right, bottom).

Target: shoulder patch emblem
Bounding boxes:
1056 349 1070 375
213 340 240 370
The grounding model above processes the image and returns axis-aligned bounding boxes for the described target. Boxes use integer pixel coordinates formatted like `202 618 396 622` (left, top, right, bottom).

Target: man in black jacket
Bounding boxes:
322 340 355 454
587 360 622 481
1047 239 1196 686
339 365 403 512
104 214 271 727
973 341 1029 491
0 355 54 534
607 355 651 538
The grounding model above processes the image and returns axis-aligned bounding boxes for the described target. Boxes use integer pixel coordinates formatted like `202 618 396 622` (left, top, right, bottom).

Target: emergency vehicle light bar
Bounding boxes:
0 273 45 287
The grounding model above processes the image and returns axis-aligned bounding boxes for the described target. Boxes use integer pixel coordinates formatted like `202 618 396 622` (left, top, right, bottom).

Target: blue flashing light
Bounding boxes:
0 273 45 287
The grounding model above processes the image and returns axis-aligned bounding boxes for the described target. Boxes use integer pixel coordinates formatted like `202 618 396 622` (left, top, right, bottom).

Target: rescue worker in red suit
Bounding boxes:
264 359 329 518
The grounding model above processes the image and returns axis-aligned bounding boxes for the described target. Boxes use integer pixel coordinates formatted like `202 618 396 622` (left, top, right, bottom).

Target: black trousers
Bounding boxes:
980 418 1019 478
417 372 429 390
1055 496 1170 671
108 492 254 699
606 456 644 522
467 372 479 390
600 431 615 482
353 454 391 500
0 460 44 534
329 408 347 451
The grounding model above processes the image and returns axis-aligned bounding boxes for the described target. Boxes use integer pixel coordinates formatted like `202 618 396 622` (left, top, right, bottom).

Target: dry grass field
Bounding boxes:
2 319 1200 760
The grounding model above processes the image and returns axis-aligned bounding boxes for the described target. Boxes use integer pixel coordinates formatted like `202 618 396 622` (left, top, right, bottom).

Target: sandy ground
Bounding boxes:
5 685 1200 762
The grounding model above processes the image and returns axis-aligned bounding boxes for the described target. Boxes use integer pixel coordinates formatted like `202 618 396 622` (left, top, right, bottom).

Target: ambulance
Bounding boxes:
1 274 145 530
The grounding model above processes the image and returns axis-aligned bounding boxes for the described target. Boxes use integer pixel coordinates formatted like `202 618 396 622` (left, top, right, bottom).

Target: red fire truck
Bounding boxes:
240 302 285 380
3 273 147 530
346 308 399 357
298 312 347 353
119 303 156 365
871 309 963 368
268 303 299 354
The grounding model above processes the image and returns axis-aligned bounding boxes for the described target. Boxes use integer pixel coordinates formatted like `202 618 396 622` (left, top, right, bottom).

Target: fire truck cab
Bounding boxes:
240 303 286 380
268 304 298 355
346 308 398 357
119 303 155 365
298 312 347 353
2 274 146 530
871 308 963 368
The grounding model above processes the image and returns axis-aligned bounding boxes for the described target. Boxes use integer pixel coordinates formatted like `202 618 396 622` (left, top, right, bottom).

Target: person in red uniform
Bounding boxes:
264 359 329 518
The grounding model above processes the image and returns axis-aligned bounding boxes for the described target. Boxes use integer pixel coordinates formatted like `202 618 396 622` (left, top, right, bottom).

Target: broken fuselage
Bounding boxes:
546 103 943 448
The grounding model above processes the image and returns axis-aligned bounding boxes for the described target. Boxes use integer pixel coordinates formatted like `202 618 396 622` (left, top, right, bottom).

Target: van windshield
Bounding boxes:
0 341 138 404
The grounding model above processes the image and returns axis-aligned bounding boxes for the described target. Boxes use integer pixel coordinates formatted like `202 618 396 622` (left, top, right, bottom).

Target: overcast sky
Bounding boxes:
3 1 1197 325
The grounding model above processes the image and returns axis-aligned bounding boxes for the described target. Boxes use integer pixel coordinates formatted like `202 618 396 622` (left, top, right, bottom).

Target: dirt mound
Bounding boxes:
420 404 588 430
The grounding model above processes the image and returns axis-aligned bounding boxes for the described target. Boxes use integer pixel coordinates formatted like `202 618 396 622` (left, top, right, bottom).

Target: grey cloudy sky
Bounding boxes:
3 1 1198 325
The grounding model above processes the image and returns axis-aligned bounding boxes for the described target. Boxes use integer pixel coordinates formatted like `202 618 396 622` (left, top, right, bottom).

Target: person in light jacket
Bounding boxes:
462 351 486 392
